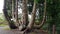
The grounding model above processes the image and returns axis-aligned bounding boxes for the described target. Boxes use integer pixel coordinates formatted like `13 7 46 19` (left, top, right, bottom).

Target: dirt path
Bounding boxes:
0 26 48 34
0 26 24 34
0 29 24 34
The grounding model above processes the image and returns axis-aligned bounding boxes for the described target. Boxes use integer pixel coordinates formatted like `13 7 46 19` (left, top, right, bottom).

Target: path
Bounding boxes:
0 26 23 34
0 26 48 34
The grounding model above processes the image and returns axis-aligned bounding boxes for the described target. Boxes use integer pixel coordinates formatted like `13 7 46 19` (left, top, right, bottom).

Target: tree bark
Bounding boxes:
15 0 19 27
12 0 15 19
33 0 46 29
27 1 37 28
18 0 28 31
3 0 18 29
22 0 28 26
52 25 56 34
22 1 37 32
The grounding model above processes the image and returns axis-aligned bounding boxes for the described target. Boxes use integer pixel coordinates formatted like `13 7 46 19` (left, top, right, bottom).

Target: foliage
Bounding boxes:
34 0 39 4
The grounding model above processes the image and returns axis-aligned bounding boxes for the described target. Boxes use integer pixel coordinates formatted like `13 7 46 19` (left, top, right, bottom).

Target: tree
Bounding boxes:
27 0 37 28
33 0 46 29
3 0 18 29
12 0 15 19
21 0 40 32
22 0 28 26
14 0 19 27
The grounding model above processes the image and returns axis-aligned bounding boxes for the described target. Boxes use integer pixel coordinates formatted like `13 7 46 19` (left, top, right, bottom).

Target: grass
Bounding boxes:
4 27 10 30
0 24 7 26
0 24 10 30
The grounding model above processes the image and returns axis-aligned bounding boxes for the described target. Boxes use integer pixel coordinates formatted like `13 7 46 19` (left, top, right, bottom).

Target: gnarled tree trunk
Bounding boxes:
18 0 28 31
3 0 18 29
23 0 37 32
22 0 28 26
15 0 19 27
33 0 46 29
27 1 37 28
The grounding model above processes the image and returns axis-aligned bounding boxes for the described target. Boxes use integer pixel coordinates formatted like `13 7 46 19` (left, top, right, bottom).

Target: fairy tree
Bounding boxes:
3 0 18 29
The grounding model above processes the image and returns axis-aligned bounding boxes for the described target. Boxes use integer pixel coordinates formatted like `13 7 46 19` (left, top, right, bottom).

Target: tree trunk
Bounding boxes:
33 0 46 29
18 0 28 31
22 0 28 26
27 1 37 28
12 0 15 20
15 0 19 27
21 0 37 32
52 25 56 34
3 0 18 29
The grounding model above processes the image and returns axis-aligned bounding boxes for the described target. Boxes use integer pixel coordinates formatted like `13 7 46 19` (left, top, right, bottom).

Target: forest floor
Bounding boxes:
0 26 48 34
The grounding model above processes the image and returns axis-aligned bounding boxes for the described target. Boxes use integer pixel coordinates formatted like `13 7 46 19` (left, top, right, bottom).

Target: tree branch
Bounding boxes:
33 0 46 29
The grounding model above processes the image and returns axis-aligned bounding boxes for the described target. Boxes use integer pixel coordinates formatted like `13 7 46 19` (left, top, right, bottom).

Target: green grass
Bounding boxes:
0 24 10 30
0 24 7 26
4 27 10 30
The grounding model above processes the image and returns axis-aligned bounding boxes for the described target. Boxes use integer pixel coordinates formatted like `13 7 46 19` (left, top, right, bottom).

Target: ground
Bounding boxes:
0 26 48 34
0 26 24 34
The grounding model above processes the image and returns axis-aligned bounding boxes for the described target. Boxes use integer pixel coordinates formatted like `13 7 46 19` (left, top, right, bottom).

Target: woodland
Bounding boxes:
3 0 60 34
